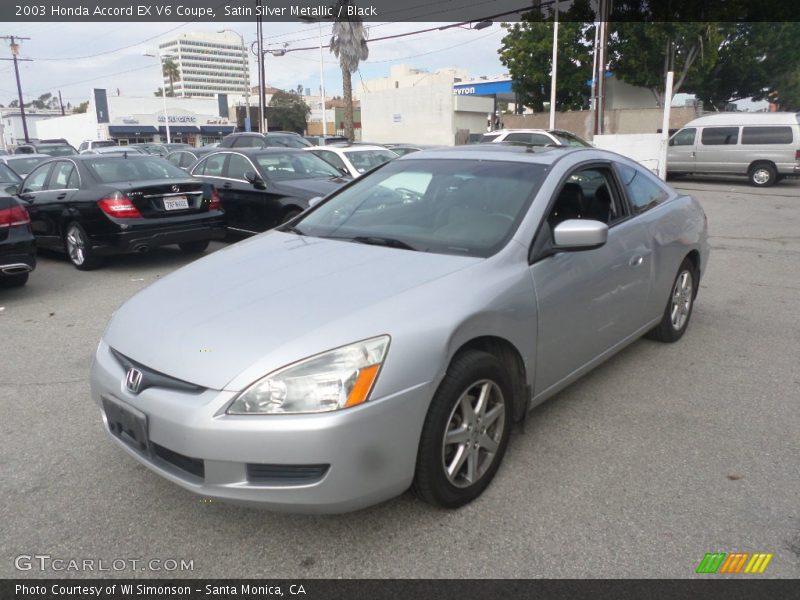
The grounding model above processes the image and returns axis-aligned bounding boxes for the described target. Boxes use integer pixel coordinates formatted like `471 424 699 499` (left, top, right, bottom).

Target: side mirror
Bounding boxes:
18 191 35 202
553 219 608 251
244 170 266 190
668 138 675 146
4 184 19 196
308 196 324 208
338 166 350 177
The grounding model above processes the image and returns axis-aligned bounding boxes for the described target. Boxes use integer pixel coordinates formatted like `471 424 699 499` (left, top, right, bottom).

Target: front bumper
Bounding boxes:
90 340 432 513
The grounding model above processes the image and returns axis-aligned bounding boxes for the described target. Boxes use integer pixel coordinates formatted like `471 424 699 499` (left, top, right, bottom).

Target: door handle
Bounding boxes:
56 193 67 200
222 182 232 189
629 255 644 267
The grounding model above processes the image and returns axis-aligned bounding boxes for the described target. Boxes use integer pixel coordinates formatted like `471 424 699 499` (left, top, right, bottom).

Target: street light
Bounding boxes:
218 29 251 131
143 49 176 143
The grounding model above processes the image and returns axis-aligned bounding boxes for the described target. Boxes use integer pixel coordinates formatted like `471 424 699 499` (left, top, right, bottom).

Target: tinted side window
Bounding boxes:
22 164 53 193
195 154 226 177
741 126 793 145
233 136 263 148
226 154 253 180
618 164 669 215
180 153 196 168
166 153 183 167
50 162 75 189
670 128 696 146
701 127 739 145
68 168 80 189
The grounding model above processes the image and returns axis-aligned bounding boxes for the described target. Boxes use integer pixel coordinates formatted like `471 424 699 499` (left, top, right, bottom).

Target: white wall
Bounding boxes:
592 133 663 174
606 77 659 110
361 81 456 145
34 113 100 150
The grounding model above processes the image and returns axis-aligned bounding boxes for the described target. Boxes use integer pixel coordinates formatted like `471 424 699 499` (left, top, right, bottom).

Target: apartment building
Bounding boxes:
158 31 250 101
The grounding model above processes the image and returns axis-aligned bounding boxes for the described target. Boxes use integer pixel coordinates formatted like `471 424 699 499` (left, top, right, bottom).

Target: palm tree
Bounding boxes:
329 1 369 140
162 58 181 97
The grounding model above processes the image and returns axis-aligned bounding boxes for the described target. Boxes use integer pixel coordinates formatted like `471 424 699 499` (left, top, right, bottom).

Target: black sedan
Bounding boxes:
0 191 36 288
188 148 350 234
15 155 226 270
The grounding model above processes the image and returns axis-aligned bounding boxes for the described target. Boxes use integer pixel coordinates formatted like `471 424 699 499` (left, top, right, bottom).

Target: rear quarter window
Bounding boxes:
618 163 670 215
741 126 794 145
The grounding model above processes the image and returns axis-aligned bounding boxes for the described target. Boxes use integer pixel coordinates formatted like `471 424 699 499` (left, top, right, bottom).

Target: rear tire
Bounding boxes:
178 240 210 254
413 350 512 508
64 222 103 271
646 257 697 343
0 272 29 288
748 163 777 187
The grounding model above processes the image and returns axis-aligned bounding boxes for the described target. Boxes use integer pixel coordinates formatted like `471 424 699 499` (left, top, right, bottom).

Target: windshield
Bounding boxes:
549 131 591 147
38 145 78 156
343 149 398 173
8 156 49 173
255 152 343 181
86 157 188 183
293 159 545 258
0 163 22 184
92 140 118 148
267 135 313 149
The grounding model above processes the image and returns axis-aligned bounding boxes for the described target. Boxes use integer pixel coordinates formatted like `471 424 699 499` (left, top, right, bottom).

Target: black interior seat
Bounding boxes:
548 182 584 228
590 184 613 223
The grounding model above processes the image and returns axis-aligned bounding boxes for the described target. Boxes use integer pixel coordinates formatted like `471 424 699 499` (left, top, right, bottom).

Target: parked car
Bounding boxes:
667 112 800 186
305 144 399 177
188 148 349 234
0 191 36 288
304 135 350 146
161 143 193 152
384 144 440 156
164 147 218 171
0 163 22 189
482 129 592 148
80 146 147 156
218 132 313 150
15 154 225 270
130 143 168 156
0 154 52 177
90 145 708 512
78 140 118 152
15 142 78 157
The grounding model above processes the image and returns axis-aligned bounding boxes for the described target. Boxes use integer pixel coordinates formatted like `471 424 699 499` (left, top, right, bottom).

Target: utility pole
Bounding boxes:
1 35 33 143
549 0 559 130
255 0 267 133
58 90 65 116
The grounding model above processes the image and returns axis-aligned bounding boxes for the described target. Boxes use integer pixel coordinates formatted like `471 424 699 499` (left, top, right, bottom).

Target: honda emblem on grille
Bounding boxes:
171 184 180 192
125 368 144 394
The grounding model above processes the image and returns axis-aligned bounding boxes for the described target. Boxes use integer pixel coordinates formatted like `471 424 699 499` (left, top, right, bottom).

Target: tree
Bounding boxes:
154 87 175 98
498 0 595 112
162 58 180 96
268 90 311 133
330 0 369 140
73 101 89 113
608 22 724 106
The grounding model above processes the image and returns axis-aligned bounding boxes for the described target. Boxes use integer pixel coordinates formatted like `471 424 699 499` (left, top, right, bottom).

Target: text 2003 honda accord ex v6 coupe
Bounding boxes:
90 145 709 513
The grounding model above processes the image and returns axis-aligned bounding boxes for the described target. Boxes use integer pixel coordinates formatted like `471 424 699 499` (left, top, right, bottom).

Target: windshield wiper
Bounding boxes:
348 236 418 251
281 224 306 236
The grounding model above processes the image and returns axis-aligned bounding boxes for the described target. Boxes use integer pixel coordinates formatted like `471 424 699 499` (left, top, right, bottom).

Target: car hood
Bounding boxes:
269 177 347 200
104 232 477 390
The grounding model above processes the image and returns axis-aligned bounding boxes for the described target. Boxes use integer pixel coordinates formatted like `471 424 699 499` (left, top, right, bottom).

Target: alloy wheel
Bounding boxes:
670 270 693 330
441 379 506 488
65 225 86 266
752 168 771 185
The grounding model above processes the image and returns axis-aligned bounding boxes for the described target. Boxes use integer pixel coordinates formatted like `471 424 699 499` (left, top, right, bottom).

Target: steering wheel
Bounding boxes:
394 187 424 202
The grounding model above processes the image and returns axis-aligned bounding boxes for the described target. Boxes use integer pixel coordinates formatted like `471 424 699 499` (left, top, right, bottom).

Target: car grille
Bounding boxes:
152 443 205 479
110 348 205 395
246 463 329 485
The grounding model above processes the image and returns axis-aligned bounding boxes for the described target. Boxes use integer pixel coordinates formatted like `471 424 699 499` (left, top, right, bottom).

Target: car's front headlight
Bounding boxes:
227 336 390 415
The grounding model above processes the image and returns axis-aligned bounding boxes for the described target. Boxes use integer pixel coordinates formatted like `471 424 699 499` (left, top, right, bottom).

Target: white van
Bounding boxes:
667 112 800 186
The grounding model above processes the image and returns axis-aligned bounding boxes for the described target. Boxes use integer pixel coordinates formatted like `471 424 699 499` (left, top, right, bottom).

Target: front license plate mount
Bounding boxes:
102 397 149 454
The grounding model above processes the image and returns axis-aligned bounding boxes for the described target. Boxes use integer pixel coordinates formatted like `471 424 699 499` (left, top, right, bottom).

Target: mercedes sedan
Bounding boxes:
90 145 709 513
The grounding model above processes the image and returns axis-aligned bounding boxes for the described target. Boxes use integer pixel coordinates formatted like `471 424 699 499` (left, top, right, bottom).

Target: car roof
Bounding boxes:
217 147 305 155
684 111 800 127
321 144 395 151
3 153 51 159
396 143 589 165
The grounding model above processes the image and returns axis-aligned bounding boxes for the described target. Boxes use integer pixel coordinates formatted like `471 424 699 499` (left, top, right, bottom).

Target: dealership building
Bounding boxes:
35 89 235 149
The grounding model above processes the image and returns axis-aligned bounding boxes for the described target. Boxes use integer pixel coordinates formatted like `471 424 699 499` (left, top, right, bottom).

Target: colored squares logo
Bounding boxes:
696 552 773 574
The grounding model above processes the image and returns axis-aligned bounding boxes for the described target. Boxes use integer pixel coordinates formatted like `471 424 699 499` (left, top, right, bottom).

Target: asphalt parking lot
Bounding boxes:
1 176 798 579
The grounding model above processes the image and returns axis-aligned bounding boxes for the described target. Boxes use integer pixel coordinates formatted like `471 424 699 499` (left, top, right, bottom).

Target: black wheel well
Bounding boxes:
452 336 528 422
748 160 776 173
685 250 701 297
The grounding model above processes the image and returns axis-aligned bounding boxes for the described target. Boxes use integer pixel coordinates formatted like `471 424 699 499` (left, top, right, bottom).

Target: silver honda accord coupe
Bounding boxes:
90 145 709 513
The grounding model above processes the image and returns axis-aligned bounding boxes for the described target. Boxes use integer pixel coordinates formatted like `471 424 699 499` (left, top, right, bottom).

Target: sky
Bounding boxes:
0 21 510 106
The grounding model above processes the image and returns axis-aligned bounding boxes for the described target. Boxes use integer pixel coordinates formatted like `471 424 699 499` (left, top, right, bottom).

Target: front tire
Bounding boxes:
64 222 102 270
413 350 512 508
178 240 210 253
646 257 697 343
748 163 777 187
